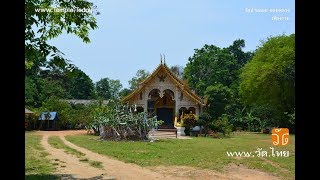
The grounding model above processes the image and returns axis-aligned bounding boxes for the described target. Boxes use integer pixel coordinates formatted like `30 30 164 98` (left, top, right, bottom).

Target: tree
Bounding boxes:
183 40 253 96
39 78 69 100
239 34 295 127
95 78 111 99
225 39 254 68
128 69 149 90
109 79 123 99
68 68 96 99
198 112 213 136
170 65 184 79
204 84 233 120
25 76 40 107
25 0 98 73
119 88 132 99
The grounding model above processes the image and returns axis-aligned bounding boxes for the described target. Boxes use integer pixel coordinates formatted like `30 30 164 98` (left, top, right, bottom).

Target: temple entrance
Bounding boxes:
156 108 174 129
148 88 175 129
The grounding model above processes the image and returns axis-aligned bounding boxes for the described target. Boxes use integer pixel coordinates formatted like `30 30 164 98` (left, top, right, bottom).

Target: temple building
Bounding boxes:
122 60 205 129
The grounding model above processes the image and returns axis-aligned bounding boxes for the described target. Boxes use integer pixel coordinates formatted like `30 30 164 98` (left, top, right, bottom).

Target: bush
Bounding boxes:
181 113 198 136
209 115 233 136
198 112 214 136
88 102 163 141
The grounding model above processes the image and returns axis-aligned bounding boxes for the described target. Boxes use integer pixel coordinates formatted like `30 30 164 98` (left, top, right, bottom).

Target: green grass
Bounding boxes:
66 133 295 179
25 132 58 179
48 136 103 169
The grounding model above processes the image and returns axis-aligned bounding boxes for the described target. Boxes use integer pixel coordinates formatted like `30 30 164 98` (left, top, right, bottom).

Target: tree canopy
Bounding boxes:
68 68 96 99
184 39 253 97
109 79 123 99
128 69 150 90
25 0 98 74
239 34 295 126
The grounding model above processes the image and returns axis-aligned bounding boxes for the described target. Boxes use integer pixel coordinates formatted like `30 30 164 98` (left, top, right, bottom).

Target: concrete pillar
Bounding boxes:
175 87 179 117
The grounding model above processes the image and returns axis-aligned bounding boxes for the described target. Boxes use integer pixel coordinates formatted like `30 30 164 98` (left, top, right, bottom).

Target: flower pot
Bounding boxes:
192 126 201 131
176 127 186 136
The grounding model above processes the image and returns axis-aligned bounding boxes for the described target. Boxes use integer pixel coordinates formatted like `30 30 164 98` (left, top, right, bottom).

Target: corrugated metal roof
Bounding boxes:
25 108 34 114
38 112 58 121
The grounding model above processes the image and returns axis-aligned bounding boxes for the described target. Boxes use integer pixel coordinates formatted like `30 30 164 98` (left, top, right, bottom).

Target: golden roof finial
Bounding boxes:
160 54 162 64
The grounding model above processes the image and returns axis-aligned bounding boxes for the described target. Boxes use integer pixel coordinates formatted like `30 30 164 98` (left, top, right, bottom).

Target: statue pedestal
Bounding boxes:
175 127 186 136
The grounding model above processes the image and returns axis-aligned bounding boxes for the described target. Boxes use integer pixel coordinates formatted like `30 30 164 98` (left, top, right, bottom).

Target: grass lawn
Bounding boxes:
66 133 295 179
25 132 59 180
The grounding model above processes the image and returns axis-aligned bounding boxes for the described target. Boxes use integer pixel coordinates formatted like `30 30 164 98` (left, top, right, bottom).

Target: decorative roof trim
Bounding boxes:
122 63 204 105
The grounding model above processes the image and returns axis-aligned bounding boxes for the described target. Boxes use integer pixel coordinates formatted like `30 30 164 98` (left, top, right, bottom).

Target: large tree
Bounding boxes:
95 78 111 99
128 69 150 90
239 34 295 127
25 0 98 74
25 77 40 107
109 79 123 99
68 68 96 99
95 78 123 100
183 40 253 97
204 83 234 120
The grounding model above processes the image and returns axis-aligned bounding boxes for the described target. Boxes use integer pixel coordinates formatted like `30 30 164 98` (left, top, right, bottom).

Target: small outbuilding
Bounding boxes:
38 112 59 130
25 108 35 129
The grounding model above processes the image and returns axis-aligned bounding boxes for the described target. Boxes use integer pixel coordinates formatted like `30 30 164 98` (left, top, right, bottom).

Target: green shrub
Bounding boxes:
198 112 213 136
181 113 198 136
209 115 233 136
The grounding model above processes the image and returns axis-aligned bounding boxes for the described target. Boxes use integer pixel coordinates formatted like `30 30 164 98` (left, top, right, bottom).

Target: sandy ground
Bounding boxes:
33 130 281 180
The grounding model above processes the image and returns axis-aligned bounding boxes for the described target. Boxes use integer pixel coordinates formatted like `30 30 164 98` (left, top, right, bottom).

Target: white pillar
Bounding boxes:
195 107 199 116
175 87 179 116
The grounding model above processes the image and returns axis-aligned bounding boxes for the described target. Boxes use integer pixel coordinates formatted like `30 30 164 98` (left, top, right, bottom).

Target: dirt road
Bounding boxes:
34 130 281 180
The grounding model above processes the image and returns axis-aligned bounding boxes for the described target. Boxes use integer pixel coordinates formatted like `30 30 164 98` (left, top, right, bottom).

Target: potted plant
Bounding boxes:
181 113 198 136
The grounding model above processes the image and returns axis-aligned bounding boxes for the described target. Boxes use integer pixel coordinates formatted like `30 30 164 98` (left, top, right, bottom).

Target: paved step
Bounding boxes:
148 129 177 139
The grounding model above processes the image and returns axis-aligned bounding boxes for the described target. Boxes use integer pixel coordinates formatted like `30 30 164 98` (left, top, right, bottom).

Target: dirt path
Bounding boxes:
59 136 179 180
37 130 179 179
40 134 108 179
35 130 282 180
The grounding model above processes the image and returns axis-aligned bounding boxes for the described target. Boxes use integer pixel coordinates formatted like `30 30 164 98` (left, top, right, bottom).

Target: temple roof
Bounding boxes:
122 62 204 105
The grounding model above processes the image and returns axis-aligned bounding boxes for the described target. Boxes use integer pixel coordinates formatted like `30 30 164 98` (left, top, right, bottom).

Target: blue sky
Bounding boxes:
48 0 295 88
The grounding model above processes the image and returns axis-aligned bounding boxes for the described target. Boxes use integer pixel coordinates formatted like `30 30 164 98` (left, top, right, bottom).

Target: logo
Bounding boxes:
272 128 289 146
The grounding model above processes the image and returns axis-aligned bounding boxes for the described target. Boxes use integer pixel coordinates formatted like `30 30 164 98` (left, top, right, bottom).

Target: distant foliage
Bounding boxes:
95 78 112 99
170 65 184 79
128 69 150 90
